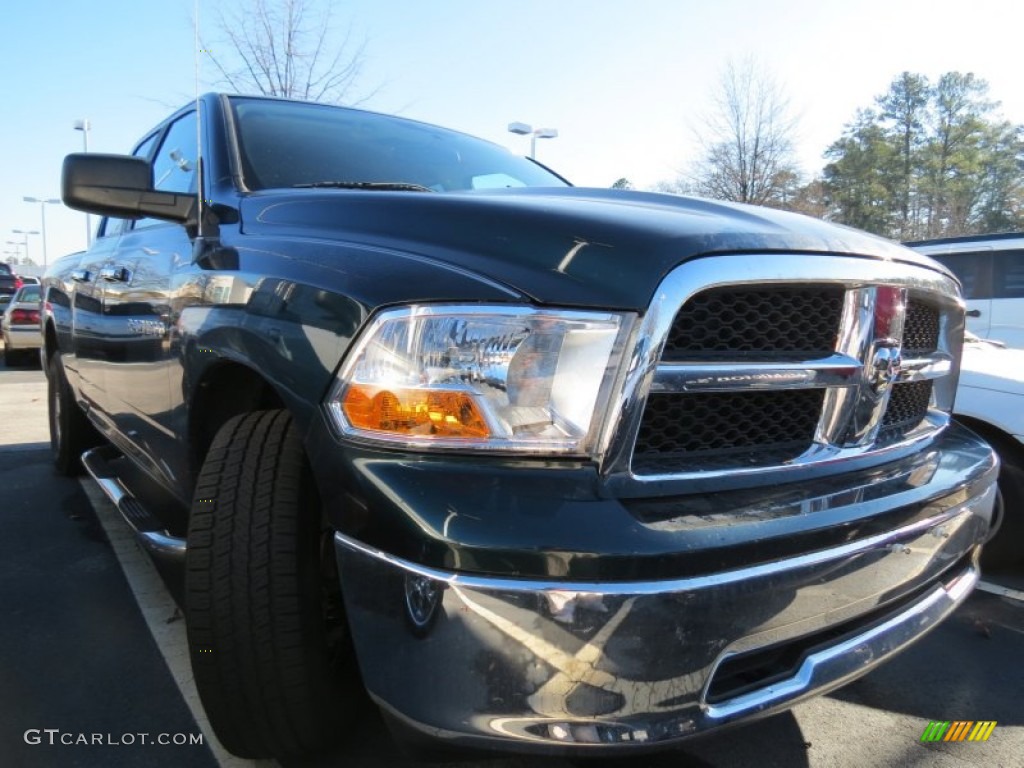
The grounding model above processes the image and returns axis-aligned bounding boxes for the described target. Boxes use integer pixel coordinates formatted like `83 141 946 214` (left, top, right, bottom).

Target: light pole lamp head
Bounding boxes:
73 119 91 132
535 128 558 140
507 122 532 136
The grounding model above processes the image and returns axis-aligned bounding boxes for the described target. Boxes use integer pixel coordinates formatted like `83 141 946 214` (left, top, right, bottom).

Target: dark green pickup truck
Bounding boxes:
47 93 999 760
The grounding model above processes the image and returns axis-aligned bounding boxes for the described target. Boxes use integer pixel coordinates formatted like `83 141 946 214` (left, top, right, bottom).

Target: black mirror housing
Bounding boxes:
62 153 195 224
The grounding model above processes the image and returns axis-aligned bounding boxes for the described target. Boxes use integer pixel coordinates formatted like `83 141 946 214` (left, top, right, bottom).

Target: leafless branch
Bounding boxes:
689 57 800 206
202 0 375 105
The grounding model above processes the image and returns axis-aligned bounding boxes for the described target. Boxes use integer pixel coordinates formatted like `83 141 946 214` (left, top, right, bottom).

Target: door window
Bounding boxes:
99 132 161 239
932 253 989 299
134 111 200 230
993 250 1024 298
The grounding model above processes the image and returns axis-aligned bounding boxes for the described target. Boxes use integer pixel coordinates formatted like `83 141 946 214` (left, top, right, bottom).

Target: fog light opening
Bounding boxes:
403 572 444 638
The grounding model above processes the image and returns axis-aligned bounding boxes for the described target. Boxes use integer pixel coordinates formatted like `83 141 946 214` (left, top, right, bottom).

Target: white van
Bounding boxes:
906 233 1024 348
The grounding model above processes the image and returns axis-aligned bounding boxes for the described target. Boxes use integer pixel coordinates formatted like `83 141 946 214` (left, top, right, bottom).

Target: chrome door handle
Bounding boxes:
966 309 982 318
71 269 91 283
100 265 130 282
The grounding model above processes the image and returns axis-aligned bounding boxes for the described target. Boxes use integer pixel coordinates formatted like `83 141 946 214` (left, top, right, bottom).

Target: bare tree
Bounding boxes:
690 58 800 206
204 0 374 105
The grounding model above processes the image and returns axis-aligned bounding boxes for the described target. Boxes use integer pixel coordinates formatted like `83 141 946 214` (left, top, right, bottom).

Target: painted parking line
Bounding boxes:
77 478 280 768
976 580 1024 603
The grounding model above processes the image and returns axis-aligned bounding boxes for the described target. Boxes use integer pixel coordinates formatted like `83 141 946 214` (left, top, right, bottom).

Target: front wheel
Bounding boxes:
185 410 361 759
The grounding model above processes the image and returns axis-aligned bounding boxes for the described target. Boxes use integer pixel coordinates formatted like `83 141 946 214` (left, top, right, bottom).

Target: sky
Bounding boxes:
2 0 1023 269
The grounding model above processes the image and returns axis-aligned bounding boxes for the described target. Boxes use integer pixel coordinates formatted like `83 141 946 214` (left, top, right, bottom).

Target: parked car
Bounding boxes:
906 232 1024 348
0 262 19 299
956 332 1024 569
48 93 997 761
1 284 42 366
18 275 41 285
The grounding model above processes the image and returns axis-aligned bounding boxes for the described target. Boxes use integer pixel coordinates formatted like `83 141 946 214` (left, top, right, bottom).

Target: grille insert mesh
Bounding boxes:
663 285 844 359
878 380 933 443
903 299 940 355
633 389 824 471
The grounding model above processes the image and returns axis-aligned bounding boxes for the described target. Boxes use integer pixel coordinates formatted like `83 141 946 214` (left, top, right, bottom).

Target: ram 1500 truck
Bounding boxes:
47 93 998 760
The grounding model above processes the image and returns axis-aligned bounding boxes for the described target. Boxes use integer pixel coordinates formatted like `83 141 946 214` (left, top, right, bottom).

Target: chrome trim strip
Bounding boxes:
817 286 875 446
845 286 907 446
598 253 964 487
651 354 862 392
898 353 953 382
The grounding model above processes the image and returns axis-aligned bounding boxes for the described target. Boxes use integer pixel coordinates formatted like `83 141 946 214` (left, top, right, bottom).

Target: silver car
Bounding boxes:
1 284 42 366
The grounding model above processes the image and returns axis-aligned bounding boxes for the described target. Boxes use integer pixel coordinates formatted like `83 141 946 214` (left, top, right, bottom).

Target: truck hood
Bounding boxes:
239 187 948 310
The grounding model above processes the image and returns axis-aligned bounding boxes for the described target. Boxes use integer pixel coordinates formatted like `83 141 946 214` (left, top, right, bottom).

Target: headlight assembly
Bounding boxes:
325 305 634 456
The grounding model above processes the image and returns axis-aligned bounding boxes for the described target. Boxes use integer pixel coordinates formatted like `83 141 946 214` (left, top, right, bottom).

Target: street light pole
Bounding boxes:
73 119 92 246
507 121 559 160
10 230 39 265
23 197 60 267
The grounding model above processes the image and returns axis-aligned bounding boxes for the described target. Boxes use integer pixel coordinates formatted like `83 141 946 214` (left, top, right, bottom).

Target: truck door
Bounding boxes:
67 222 120 413
99 110 199 492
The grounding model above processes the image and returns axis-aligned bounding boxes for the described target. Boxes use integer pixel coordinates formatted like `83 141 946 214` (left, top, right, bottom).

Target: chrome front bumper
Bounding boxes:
334 451 997 753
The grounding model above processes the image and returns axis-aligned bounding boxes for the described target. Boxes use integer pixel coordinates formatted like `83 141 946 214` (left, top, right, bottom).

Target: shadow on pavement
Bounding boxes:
828 591 1024 727
0 448 218 767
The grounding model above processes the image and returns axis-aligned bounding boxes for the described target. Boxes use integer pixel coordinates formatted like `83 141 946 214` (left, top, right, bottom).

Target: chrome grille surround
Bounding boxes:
599 254 965 490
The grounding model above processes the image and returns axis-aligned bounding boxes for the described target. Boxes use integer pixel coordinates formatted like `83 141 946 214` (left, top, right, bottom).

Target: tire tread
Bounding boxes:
186 410 342 758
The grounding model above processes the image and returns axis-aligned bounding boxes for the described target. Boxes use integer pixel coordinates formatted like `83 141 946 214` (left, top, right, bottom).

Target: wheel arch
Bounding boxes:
43 319 58 363
188 360 289 475
953 414 1024 465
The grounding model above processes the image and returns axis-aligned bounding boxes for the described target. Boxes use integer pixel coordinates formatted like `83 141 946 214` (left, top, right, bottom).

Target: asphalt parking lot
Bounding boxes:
1 350 1022 768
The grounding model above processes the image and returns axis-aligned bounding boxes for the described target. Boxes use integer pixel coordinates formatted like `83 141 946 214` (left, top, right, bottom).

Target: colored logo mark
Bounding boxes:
921 721 997 742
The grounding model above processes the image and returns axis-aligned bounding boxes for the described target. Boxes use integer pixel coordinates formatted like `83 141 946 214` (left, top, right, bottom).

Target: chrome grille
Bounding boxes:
612 255 962 483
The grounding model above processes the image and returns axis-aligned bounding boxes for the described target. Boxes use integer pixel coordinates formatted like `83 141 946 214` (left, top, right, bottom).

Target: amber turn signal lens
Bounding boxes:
343 385 490 438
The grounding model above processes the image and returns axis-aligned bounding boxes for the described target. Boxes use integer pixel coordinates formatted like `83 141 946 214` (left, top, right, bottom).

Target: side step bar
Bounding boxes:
81 446 187 563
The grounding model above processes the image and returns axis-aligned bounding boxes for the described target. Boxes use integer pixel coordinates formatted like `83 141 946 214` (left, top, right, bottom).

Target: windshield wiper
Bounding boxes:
292 181 434 192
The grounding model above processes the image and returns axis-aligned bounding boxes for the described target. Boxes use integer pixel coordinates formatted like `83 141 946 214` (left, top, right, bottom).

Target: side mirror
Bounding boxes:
61 153 195 224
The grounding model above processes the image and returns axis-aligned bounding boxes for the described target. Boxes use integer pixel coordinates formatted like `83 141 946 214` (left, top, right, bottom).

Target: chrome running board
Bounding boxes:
81 446 187 563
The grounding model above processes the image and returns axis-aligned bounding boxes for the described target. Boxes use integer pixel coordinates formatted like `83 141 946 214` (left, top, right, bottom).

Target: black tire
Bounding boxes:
186 410 360 759
47 352 101 475
981 455 1024 571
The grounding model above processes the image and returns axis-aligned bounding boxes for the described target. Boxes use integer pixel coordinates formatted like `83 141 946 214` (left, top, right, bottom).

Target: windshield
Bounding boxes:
230 97 570 193
0 263 12 275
